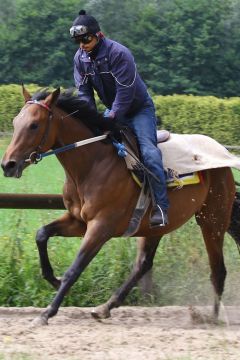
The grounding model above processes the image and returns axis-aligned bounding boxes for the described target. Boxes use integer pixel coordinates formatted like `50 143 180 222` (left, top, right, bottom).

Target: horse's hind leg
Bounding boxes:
91 236 161 319
36 212 86 289
197 222 226 317
196 168 235 318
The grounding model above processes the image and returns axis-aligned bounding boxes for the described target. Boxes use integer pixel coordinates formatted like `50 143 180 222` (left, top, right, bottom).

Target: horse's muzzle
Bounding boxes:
1 158 24 178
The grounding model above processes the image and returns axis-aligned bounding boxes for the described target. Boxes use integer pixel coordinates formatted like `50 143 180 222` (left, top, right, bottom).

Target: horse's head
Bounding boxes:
1 86 60 178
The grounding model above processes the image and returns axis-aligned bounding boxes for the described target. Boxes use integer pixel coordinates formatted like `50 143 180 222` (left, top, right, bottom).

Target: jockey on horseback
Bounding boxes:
70 10 169 227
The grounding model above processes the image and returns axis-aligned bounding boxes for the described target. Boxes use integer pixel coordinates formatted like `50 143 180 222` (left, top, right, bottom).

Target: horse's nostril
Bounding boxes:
2 160 17 171
8 161 17 169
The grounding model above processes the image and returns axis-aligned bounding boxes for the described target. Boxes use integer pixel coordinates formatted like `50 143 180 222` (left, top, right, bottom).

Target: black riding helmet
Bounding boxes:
70 10 101 38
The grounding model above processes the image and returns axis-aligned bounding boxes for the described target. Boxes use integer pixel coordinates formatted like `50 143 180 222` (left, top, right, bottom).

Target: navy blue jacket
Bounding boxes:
74 38 149 119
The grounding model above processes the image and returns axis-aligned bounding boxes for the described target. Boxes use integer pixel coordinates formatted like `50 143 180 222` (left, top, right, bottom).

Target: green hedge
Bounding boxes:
153 94 240 145
1 85 240 145
0 84 40 132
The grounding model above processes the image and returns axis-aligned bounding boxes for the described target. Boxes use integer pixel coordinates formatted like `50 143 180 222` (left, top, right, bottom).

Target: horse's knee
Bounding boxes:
36 226 49 245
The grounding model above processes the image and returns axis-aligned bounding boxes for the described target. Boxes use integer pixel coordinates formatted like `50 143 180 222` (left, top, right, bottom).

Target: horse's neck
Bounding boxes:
54 111 110 181
54 110 93 145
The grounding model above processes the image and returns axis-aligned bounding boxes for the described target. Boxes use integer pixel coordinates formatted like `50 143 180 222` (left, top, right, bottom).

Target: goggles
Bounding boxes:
74 34 94 44
70 25 88 38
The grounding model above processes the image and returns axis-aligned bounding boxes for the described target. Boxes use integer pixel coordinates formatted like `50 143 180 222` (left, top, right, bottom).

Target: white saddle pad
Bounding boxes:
158 133 240 174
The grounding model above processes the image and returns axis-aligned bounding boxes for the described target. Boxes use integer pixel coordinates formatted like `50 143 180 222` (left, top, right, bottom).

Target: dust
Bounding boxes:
0 306 240 360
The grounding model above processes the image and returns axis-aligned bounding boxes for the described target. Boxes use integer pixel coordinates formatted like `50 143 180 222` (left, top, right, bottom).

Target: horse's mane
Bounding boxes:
32 89 114 134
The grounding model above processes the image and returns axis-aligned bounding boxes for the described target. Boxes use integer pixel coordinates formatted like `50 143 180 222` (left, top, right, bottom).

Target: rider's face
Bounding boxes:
76 35 98 52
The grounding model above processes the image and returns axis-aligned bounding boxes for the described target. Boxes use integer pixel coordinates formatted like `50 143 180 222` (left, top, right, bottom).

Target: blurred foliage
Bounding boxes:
0 84 40 132
153 94 240 144
0 0 240 96
0 0 80 87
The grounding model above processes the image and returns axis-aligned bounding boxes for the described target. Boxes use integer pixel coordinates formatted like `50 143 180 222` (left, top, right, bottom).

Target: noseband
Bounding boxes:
25 100 53 164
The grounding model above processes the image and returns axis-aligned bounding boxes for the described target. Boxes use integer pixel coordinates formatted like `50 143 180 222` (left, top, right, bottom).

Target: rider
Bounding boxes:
70 10 169 227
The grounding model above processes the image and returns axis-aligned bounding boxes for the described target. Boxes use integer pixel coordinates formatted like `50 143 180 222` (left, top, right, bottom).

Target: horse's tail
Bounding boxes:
228 191 240 246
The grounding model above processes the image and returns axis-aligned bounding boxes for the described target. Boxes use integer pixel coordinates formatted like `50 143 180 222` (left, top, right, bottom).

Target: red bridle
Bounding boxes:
26 100 52 112
25 100 53 164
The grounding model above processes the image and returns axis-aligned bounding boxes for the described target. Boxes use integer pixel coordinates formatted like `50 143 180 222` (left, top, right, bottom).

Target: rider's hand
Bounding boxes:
103 108 115 120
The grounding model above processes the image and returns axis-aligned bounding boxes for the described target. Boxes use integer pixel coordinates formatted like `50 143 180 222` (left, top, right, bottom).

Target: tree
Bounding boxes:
162 0 240 96
0 0 82 86
0 0 240 96
0 0 17 23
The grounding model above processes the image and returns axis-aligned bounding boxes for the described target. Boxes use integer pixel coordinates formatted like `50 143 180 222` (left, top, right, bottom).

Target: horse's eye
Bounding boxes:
29 123 39 130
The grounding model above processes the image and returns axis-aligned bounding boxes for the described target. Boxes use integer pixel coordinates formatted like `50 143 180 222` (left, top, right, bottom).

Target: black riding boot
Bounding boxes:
150 204 168 227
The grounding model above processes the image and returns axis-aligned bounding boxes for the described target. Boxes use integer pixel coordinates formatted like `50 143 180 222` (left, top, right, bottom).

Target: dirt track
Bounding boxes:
0 306 240 360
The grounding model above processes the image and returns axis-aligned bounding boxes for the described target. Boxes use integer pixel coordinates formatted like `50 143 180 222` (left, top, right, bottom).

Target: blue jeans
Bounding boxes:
120 97 169 210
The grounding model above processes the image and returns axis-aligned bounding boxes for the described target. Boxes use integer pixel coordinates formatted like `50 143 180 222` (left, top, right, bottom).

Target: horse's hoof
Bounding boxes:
91 305 111 320
30 315 48 328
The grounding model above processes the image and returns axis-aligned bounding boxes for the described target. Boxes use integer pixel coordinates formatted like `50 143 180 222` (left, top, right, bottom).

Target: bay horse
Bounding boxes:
1 87 238 326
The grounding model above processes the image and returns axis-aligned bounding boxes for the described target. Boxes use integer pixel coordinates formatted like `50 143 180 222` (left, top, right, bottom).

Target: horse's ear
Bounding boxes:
22 84 31 102
45 87 61 107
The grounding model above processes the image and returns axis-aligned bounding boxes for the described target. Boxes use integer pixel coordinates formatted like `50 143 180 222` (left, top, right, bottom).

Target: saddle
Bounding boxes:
114 128 170 236
120 128 170 172
113 128 200 236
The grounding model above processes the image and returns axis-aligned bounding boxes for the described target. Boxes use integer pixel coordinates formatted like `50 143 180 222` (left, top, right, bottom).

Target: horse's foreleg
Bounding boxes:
36 212 86 289
32 221 110 326
91 236 160 319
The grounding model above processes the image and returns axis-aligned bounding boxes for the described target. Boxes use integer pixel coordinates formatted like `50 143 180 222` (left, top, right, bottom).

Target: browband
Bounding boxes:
26 100 51 112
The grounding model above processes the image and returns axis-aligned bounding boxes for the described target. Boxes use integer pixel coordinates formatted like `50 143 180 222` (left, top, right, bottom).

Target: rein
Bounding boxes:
25 134 108 164
25 100 109 164
23 101 160 185
24 101 161 184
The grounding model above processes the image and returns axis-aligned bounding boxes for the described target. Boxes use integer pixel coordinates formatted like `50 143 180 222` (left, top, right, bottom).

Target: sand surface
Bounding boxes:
0 306 240 360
